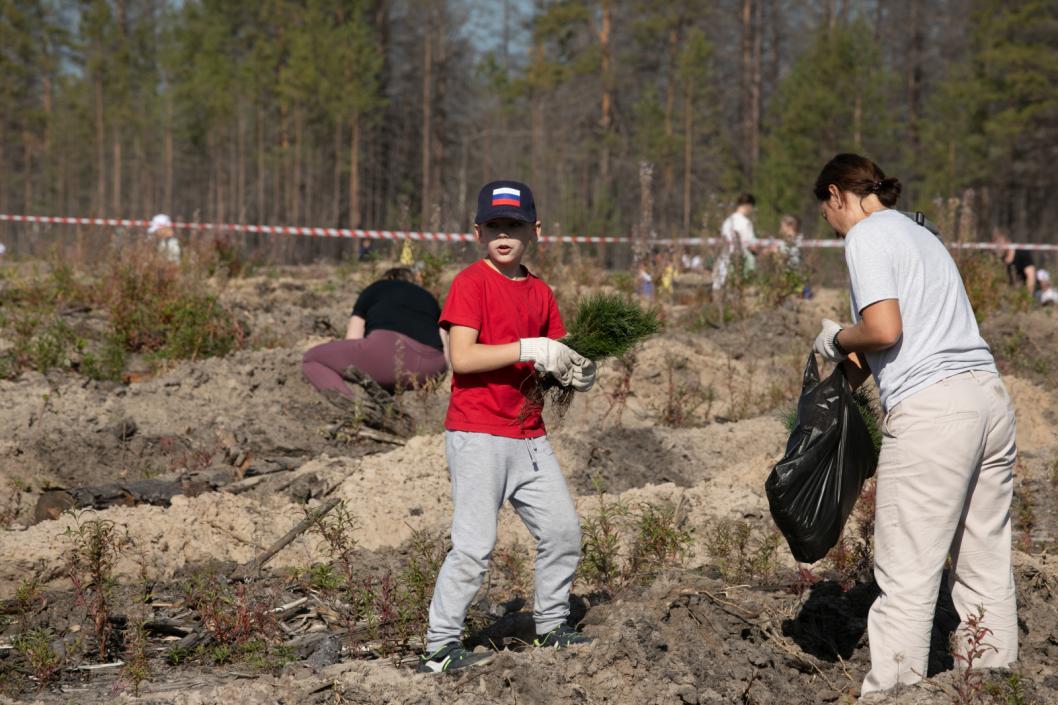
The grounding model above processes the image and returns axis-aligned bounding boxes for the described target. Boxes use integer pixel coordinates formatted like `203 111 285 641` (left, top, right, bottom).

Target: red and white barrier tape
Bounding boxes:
2 213 1057 251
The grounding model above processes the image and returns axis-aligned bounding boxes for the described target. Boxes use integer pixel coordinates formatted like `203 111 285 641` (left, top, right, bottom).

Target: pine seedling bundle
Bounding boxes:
536 293 661 416
563 293 662 362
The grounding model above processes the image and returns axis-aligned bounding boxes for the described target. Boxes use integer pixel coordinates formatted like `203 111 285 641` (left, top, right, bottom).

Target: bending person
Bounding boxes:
811 153 1017 696
302 267 448 405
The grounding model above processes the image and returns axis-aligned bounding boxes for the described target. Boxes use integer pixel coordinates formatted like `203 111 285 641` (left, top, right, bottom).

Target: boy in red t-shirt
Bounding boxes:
417 180 596 674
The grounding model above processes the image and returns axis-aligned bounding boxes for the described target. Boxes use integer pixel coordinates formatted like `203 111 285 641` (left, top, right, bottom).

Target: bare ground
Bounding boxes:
1 266 1057 704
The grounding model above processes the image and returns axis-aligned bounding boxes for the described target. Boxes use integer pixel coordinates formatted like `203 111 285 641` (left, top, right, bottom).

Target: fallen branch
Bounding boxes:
231 498 340 581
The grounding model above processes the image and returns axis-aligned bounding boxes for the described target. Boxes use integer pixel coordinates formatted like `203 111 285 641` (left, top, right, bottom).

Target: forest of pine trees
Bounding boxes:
1 0 1056 242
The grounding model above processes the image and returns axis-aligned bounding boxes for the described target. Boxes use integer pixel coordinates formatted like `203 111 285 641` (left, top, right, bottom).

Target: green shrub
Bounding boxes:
158 293 243 360
578 481 693 593
704 519 781 584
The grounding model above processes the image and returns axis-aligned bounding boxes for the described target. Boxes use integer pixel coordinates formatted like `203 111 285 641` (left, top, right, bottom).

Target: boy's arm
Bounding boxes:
448 325 520 374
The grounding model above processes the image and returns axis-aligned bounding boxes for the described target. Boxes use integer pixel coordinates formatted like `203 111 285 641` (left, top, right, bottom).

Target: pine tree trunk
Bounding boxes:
95 76 106 216
906 0 924 171
237 111 246 221
683 79 694 237
22 131 33 212
741 0 752 179
112 137 122 215
165 88 174 213
750 0 762 175
598 0 613 183
663 25 679 213
595 0 613 219
293 108 303 224
333 119 343 225
256 106 266 222
530 41 545 191
421 9 433 229
350 117 361 229
431 11 446 229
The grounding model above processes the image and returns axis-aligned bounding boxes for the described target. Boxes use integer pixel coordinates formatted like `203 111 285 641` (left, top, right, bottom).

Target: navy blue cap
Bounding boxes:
475 180 537 224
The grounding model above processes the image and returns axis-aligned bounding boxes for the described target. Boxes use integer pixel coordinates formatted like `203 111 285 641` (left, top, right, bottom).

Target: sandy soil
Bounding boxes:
1 266 1057 704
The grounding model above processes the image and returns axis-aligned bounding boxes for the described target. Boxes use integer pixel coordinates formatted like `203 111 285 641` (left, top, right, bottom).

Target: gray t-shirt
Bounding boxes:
845 209 996 412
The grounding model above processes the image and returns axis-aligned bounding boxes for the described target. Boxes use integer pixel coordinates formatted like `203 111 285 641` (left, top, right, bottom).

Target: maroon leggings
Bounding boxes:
302 329 447 396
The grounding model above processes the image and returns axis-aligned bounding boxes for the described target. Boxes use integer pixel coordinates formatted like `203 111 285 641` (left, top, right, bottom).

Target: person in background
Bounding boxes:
811 153 1017 696
992 227 1037 293
301 268 447 406
148 214 180 263
636 259 655 299
680 251 703 271
657 249 675 299
713 192 760 293
777 213 812 299
1036 269 1057 306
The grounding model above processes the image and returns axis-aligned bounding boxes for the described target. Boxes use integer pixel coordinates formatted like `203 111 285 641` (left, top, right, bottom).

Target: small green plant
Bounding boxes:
948 606 997 705
625 502 694 585
183 573 277 651
79 334 128 381
704 519 781 585
822 480 876 589
309 501 360 591
656 354 714 428
303 563 343 592
983 672 1033 705
119 612 151 695
12 579 43 631
65 516 124 661
418 249 450 298
396 530 448 642
578 479 693 593
491 541 532 600
756 249 806 307
600 350 637 426
13 628 62 689
609 270 635 295
578 482 628 593
956 252 1031 322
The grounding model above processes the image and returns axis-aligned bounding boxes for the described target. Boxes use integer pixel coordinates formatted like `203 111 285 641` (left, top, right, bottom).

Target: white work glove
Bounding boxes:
812 318 847 362
519 337 585 386
570 360 597 392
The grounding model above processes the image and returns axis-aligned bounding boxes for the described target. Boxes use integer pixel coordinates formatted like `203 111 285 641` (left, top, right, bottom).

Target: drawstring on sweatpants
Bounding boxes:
525 438 539 472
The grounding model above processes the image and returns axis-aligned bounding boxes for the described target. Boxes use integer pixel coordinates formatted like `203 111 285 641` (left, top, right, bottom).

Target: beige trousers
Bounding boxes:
861 370 1018 695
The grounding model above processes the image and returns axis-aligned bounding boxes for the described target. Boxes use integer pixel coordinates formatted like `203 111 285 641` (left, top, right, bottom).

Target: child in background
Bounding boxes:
148 214 180 263
418 180 596 674
1037 269 1057 306
778 214 811 299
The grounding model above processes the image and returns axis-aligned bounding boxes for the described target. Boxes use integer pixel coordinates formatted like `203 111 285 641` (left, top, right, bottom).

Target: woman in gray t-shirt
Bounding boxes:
810 153 1017 696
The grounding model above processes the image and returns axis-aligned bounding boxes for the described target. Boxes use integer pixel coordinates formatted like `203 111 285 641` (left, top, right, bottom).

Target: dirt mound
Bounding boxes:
3 274 1058 704
981 308 1058 389
10 550 1055 704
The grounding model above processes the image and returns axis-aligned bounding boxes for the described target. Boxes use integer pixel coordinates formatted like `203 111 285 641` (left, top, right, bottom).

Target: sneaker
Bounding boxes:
533 624 594 649
416 642 495 674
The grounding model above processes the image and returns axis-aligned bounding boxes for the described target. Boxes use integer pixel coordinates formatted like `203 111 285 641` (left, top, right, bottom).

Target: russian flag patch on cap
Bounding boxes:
492 187 521 208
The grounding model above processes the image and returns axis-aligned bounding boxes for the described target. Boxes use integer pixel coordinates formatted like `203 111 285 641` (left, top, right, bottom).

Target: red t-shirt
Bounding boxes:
440 259 566 438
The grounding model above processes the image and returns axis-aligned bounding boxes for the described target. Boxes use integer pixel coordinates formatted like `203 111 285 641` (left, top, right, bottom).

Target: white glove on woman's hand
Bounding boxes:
571 360 597 392
519 337 585 385
812 318 847 362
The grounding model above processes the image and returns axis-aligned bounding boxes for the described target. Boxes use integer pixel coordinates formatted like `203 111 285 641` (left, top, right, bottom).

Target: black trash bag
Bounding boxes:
765 353 878 563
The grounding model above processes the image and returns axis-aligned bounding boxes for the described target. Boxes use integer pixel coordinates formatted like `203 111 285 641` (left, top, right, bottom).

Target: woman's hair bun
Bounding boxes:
875 177 902 207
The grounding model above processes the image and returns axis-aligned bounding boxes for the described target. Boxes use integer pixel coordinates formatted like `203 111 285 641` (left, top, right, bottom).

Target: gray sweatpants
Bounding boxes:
425 431 582 652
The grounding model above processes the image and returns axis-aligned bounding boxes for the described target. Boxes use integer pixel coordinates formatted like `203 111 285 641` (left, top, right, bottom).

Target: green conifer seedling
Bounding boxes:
536 294 661 417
